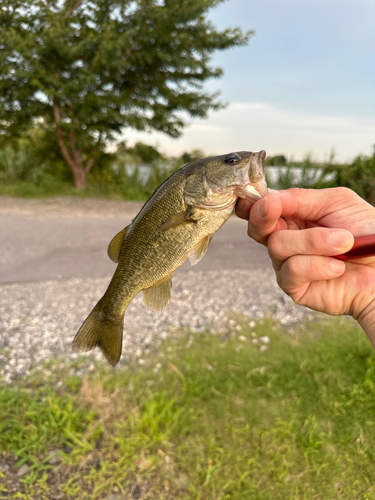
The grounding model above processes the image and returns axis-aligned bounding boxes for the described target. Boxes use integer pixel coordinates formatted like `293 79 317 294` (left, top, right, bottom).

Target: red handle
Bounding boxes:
334 234 375 261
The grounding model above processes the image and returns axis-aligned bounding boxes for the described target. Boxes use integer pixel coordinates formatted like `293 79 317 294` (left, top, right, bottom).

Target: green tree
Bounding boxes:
126 141 164 164
0 0 252 189
180 148 205 164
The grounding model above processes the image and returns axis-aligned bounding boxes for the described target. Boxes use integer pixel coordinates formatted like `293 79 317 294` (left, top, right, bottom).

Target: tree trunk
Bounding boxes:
53 100 95 191
72 168 88 190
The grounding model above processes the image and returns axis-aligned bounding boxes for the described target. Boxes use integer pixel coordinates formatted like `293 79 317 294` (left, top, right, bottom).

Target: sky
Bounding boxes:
123 0 375 162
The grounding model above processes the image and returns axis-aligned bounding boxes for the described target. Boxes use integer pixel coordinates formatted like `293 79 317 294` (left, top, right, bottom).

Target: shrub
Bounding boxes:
334 147 375 205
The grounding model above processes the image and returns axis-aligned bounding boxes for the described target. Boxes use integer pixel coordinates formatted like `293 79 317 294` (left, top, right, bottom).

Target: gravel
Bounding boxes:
0 267 315 383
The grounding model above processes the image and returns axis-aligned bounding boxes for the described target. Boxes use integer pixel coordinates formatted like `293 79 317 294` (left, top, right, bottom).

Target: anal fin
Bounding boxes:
108 224 130 263
143 275 173 312
188 234 213 266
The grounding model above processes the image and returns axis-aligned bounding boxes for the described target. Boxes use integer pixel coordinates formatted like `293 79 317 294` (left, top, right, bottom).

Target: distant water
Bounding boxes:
266 166 335 189
112 163 171 184
115 163 334 189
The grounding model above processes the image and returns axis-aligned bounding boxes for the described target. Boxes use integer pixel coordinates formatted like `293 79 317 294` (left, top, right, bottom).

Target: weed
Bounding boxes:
1 316 375 498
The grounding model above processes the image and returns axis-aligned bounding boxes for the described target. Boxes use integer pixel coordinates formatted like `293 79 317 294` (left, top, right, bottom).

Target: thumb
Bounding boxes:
248 193 285 245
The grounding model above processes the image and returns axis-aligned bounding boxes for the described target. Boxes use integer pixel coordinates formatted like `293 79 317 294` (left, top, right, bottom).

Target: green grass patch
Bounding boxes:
1 316 375 499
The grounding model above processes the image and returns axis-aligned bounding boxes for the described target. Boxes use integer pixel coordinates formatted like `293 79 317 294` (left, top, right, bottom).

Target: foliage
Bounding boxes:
334 147 375 205
0 124 116 194
2 138 375 203
125 141 164 165
0 139 206 200
264 154 287 167
264 148 375 204
179 149 206 165
0 0 252 188
265 152 339 191
1 316 375 498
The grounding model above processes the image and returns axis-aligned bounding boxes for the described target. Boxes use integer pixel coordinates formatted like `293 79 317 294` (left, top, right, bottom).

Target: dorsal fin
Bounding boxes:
188 234 213 266
107 225 130 263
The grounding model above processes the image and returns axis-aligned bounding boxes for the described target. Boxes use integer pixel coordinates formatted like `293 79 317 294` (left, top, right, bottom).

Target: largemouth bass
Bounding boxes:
73 150 268 366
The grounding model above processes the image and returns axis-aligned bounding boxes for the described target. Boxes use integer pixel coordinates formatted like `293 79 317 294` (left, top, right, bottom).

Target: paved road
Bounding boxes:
0 196 272 284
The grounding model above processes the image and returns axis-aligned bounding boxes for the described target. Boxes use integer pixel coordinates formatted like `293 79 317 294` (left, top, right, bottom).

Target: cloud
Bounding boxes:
122 102 375 162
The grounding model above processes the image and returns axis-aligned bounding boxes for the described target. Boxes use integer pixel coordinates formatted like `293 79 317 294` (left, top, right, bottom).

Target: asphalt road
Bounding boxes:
0 196 272 284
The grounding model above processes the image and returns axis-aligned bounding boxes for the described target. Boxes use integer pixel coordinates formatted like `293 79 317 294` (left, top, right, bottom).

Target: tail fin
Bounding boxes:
72 300 124 367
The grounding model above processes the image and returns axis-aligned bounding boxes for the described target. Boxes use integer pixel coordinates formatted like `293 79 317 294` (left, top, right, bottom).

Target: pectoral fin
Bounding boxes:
188 234 213 266
108 225 130 263
157 206 198 232
143 275 173 312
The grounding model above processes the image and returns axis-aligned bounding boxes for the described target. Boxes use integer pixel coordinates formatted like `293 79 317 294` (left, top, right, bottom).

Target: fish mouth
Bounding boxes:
237 150 268 202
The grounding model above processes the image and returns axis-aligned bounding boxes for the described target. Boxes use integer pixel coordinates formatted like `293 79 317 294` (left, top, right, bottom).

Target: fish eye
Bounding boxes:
224 154 239 165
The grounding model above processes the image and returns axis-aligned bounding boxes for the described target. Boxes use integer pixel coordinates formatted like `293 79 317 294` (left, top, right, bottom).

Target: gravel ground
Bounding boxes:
0 267 315 383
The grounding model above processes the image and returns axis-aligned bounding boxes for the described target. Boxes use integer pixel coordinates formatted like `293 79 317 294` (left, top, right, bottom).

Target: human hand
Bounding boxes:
236 187 375 345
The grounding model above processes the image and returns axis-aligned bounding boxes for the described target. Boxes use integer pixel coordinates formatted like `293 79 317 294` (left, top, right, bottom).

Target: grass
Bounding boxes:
1 315 375 499
0 165 174 201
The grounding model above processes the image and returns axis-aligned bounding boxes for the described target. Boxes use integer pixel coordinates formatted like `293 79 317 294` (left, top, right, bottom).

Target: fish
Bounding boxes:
72 150 268 366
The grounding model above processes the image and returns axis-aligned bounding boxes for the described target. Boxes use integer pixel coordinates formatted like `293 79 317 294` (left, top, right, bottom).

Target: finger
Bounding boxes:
277 187 367 225
276 254 346 298
235 198 253 220
268 227 354 271
235 189 280 220
248 193 286 245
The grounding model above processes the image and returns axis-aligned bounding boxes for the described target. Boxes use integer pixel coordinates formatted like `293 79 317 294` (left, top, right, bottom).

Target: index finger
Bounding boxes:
277 187 361 222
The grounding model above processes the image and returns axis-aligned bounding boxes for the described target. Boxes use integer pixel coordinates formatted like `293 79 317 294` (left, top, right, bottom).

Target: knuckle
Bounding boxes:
336 186 354 198
272 260 280 272
304 229 321 254
275 268 294 299
267 231 285 260
275 270 283 288
247 224 264 244
284 256 302 280
296 187 311 197
282 187 309 198
247 225 256 239
334 186 360 204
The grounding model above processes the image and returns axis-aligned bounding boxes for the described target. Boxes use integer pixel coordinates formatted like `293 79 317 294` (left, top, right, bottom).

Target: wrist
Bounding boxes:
356 299 375 348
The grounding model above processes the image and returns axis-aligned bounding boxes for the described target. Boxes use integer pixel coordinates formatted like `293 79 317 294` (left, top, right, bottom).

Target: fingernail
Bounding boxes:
330 259 345 273
257 197 268 218
329 230 353 249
